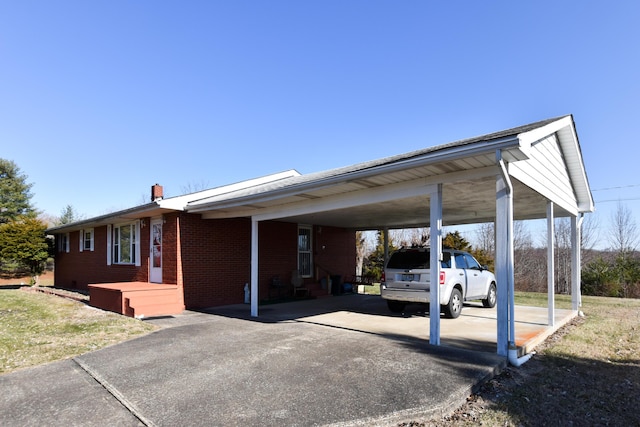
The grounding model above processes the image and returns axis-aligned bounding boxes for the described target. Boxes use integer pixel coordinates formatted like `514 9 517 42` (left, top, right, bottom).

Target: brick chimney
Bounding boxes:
151 184 163 202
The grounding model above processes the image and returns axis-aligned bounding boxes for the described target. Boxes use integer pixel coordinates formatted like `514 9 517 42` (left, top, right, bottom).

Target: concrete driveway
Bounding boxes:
1 294 572 426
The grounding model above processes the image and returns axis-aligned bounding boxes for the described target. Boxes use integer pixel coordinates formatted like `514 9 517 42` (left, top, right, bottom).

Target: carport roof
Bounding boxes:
187 114 593 229
48 115 593 233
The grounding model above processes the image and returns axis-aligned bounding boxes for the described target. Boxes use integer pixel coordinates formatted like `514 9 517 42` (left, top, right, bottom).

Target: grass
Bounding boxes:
415 293 640 426
2 284 639 425
361 282 381 295
0 287 157 374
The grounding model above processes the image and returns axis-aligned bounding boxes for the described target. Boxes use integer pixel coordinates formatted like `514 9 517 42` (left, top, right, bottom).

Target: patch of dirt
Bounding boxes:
20 285 89 303
0 270 54 286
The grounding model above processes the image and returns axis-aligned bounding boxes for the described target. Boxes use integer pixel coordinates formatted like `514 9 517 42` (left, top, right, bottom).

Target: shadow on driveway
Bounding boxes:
1 294 510 426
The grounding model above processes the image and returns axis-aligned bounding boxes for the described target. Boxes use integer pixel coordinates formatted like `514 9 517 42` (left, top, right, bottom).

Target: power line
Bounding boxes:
595 197 640 203
592 184 640 192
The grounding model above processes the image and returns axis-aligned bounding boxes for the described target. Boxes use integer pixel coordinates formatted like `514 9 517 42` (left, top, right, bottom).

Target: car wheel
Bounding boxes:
483 283 497 308
443 288 462 318
387 300 406 313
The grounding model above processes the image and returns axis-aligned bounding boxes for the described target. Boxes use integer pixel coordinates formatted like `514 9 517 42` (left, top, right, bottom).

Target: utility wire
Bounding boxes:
592 184 640 191
595 197 640 203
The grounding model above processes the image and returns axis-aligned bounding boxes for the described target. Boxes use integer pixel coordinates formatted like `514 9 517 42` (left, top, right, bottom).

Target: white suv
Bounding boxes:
381 247 497 318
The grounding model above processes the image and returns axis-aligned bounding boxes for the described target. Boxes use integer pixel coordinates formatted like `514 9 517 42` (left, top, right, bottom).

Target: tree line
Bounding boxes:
2 156 640 297
358 201 640 299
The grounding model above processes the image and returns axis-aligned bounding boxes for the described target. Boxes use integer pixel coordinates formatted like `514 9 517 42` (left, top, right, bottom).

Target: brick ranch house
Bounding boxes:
47 170 356 317
48 115 593 357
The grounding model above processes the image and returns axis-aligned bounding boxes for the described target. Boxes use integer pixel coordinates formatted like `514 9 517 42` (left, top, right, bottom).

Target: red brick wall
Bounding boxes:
53 222 150 290
53 213 357 309
162 213 179 285
178 214 252 308
313 225 357 285
257 220 298 294
178 217 357 309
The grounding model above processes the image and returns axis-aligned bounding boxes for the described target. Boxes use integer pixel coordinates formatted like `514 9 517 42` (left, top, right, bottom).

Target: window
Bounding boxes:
298 225 312 277
58 233 69 253
80 228 94 252
464 253 481 270
454 253 468 269
113 222 140 265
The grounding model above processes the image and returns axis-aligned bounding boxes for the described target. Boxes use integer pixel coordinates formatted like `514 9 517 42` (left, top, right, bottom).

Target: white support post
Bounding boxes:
547 202 555 327
571 215 583 310
496 153 512 357
429 184 443 346
250 218 259 317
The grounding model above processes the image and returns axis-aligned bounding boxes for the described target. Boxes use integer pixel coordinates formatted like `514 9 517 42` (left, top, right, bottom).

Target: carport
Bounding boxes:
188 115 594 358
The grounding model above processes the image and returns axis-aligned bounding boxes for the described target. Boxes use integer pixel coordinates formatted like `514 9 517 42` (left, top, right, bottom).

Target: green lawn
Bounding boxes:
0 288 156 374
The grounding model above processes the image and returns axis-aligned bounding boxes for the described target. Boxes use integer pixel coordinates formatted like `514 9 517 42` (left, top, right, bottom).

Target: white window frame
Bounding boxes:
112 221 141 266
58 233 70 253
79 228 94 252
298 225 313 278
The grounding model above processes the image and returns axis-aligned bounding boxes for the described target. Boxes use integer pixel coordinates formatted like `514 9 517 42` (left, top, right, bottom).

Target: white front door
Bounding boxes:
150 219 162 283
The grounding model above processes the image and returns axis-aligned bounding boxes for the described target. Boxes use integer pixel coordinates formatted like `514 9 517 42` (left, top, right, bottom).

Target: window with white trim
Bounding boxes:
79 228 94 252
298 225 312 277
58 233 69 253
113 222 140 265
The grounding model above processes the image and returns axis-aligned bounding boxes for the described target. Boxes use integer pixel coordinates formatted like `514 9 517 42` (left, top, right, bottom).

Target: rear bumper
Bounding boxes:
381 285 446 305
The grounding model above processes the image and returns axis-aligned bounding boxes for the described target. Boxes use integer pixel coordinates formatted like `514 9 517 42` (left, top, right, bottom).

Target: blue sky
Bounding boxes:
1 1 638 247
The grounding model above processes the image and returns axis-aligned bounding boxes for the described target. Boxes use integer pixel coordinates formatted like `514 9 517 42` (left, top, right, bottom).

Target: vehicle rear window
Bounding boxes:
387 250 451 269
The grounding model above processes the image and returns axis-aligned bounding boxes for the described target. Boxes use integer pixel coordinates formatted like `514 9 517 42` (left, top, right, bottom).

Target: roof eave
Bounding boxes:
46 202 170 234
187 135 525 213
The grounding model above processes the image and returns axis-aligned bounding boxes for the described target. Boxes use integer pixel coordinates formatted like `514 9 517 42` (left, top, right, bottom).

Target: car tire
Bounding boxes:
482 283 497 308
443 288 462 318
387 300 406 313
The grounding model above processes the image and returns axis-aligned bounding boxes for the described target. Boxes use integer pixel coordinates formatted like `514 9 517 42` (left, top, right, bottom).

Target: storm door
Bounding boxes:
150 218 163 283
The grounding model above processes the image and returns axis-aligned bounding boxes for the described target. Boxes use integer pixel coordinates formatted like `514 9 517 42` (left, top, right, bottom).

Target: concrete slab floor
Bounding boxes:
202 293 577 356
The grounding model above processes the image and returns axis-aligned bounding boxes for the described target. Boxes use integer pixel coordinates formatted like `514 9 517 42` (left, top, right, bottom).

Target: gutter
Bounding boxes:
45 202 167 234
188 136 522 213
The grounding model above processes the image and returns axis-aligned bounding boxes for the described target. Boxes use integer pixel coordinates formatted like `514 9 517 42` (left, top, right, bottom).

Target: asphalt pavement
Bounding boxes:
1 294 523 426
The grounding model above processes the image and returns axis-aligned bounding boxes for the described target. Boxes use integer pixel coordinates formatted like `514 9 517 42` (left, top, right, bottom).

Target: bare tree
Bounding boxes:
609 202 638 255
390 227 429 247
554 218 572 294
607 202 640 298
514 220 547 292
475 222 495 258
355 230 366 276
180 180 211 195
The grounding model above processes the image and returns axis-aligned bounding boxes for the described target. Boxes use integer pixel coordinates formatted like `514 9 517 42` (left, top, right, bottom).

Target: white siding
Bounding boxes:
510 134 578 215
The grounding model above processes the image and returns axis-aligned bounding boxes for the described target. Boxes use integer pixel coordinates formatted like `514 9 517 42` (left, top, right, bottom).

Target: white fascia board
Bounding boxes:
46 203 166 234
558 124 594 213
252 180 439 222
203 165 500 221
189 137 520 213
519 115 594 214
517 116 573 158
183 170 301 208
157 170 301 211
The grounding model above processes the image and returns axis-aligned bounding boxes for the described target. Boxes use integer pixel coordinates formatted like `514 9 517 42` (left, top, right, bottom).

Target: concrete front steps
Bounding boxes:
88 282 185 318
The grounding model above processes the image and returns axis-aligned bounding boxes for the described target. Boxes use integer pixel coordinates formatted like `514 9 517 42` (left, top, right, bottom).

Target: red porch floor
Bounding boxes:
88 282 185 318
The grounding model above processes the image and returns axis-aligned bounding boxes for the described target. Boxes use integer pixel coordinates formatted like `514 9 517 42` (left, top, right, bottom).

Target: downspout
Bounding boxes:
497 150 534 366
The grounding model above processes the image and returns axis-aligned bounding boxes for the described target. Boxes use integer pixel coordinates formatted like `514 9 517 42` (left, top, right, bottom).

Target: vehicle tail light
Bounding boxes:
439 271 445 285
381 271 386 282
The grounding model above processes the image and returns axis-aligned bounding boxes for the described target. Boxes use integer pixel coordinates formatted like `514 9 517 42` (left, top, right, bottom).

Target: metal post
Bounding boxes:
430 184 442 346
251 218 259 317
571 215 583 310
547 202 555 326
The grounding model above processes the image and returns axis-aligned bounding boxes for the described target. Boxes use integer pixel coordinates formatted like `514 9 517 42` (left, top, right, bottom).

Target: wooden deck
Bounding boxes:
88 282 185 318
